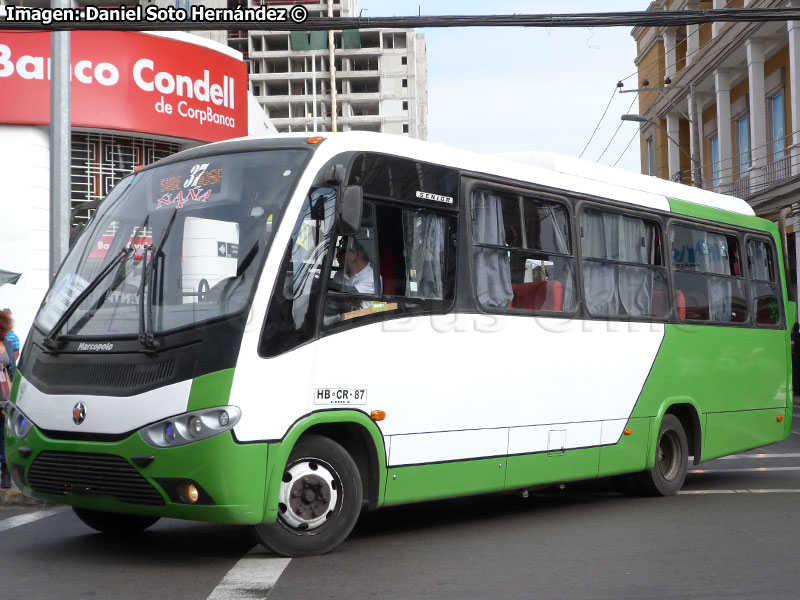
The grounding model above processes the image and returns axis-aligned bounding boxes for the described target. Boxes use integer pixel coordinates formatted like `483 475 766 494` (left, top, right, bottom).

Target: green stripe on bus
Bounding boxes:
187 369 235 412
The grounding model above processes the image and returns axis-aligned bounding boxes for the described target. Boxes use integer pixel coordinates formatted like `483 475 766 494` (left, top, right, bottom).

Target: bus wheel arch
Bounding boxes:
635 406 697 496
263 412 387 523
300 421 382 511
255 433 363 557
663 403 702 466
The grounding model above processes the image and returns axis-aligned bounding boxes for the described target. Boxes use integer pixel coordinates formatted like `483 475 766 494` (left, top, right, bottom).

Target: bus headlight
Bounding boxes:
140 406 241 448
4 404 34 439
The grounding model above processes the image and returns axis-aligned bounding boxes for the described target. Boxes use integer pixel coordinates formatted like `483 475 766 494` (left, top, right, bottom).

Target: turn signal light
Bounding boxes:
777 415 784 422
623 428 634 435
307 136 324 144
370 410 386 421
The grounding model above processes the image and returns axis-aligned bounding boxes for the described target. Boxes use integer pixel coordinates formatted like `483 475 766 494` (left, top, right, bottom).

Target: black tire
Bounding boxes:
633 414 689 496
73 507 160 534
254 434 363 557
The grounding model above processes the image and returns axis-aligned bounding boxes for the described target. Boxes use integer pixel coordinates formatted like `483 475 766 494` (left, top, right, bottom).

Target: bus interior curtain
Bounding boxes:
541 203 577 310
703 230 733 321
617 216 653 318
582 210 620 315
582 211 654 317
749 240 770 281
403 211 446 299
472 190 514 308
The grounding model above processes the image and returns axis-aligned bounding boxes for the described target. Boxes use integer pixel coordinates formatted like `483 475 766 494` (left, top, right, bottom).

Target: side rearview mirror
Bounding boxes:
336 185 363 236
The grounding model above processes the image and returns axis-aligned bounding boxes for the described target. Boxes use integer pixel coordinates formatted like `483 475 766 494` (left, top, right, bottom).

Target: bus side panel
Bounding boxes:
596 417 652 477
504 447 600 490
703 408 787 460
383 458 506 506
631 324 789 458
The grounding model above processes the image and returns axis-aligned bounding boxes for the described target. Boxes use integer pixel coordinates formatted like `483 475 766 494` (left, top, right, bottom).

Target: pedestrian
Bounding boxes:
792 322 800 398
2 308 20 360
0 308 17 489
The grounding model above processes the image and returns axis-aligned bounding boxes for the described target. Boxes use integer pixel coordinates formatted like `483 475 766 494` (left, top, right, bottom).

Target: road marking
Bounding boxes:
0 507 65 533
691 466 800 474
689 466 800 474
719 453 800 459
207 547 290 600
679 489 800 494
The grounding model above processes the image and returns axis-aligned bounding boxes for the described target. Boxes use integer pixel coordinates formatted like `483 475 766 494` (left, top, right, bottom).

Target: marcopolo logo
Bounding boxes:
77 342 114 352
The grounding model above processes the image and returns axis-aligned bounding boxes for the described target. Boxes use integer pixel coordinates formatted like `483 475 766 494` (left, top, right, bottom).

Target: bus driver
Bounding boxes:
333 238 376 296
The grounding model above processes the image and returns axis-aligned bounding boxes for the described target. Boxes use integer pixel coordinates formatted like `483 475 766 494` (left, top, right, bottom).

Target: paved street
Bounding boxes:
3 408 800 600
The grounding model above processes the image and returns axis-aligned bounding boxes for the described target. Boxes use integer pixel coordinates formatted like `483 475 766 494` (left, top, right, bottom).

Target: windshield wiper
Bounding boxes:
43 220 147 350
138 207 178 351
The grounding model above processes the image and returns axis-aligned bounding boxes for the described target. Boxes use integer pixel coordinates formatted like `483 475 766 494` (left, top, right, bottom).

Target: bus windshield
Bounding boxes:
36 149 308 339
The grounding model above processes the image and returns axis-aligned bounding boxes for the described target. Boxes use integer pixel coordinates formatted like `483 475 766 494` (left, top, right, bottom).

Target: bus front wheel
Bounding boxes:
73 507 160 534
254 434 363 557
634 414 689 496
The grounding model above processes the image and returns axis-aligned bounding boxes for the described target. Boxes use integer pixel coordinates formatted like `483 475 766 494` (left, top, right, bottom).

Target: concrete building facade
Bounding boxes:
632 0 800 300
227 0 428 139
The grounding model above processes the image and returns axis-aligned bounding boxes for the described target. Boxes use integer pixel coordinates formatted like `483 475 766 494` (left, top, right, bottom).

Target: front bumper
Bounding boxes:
4 422 270 524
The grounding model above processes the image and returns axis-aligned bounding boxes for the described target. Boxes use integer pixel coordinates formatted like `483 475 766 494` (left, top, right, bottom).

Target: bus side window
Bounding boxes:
323 201 455 327
472 187 576 313
747 238 781 326
670 225 747 323
580 208 667 319
259 188 336 357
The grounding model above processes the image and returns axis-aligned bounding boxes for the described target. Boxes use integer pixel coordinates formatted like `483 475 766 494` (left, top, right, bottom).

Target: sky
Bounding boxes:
358 0 647 173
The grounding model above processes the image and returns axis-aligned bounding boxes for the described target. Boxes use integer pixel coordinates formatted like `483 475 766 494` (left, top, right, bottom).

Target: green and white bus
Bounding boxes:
3 132 793 556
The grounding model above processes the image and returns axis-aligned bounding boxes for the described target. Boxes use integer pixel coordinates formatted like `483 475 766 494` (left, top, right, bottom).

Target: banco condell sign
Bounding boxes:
0 31 247 142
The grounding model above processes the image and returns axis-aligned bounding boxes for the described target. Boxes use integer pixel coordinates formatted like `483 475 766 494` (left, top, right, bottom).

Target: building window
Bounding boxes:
70 133 179 231
402 79 408 88
769 90 786 162
709 134 720 191
403 124 409 134
645 136 657 176
735 115 750 178
401 56 407 66
402 101 408 110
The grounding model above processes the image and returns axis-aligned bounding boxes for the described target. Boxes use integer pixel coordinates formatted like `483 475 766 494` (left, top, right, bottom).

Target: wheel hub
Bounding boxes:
278 459 339 531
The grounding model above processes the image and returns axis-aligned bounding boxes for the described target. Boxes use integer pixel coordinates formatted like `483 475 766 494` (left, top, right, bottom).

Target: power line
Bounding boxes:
614 128 640 168
3 8 800 31
597 92 639 162
579 86 618 159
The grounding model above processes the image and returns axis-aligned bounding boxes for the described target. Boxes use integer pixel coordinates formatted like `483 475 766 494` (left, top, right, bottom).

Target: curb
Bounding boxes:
0 490 54 508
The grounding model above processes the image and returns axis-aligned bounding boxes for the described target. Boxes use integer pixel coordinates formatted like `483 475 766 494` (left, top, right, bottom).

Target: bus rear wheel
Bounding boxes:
254 434 363 557
73 507 160 534
633 414 688 496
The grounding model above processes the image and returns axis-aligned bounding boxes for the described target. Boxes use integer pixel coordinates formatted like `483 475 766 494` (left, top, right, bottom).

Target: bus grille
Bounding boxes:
28 451 165 506
31 359 176 391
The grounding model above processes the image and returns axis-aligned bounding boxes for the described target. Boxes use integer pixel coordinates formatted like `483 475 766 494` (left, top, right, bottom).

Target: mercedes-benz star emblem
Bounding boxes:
72 402 86 425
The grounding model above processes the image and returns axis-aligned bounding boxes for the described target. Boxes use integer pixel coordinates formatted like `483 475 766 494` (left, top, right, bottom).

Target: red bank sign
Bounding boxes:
0 31 248 142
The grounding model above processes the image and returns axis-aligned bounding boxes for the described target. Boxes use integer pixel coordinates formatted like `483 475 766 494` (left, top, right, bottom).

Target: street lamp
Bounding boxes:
621 114 701 187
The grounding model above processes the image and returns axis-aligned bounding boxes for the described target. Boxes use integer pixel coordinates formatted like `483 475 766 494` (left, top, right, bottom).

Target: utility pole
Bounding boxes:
49 0 71 279
328 0 338 132
689 83 703 188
